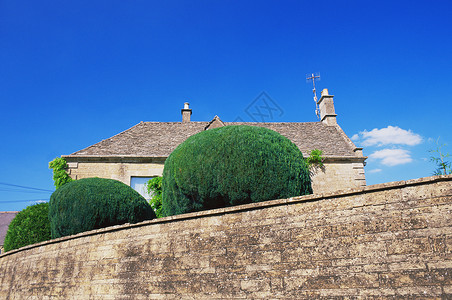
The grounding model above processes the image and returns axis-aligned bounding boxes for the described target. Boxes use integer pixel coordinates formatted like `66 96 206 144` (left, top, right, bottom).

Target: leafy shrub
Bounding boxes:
4 202 51 252
306 149 324 169
49 157 73 189
162 125 312 216
146 176 163 218
49 178 155 239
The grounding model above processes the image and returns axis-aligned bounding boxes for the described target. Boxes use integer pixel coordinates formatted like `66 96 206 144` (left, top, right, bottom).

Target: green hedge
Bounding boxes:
162 125 312 216
49 178 155 239
4 202 51 252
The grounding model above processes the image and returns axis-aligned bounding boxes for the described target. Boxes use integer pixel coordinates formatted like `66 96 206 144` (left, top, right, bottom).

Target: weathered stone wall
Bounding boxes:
1 175 450 299
67 159 364 194
67 161 165 185
311 159 366 193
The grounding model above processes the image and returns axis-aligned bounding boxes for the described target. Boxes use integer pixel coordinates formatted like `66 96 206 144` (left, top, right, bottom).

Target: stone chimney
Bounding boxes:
317 88 337 126
181 102 192 123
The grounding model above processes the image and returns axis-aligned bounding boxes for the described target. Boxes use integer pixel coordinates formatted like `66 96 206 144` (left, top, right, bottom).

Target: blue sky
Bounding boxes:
1 1 451 211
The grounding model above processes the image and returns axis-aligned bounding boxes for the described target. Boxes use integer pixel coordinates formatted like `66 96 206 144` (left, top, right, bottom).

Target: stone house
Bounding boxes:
63 89 366 197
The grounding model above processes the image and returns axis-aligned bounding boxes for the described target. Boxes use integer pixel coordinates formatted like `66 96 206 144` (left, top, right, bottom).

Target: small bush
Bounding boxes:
162 125 312 216
49 178 155 239
4 202 51 252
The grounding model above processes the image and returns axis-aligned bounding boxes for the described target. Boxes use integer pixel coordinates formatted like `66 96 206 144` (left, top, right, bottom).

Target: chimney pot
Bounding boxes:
181 102 192 123
321 88 329 96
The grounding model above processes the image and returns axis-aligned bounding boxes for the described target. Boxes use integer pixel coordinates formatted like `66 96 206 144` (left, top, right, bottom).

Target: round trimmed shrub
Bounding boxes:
162 125 312 216
4 202 51 252
49 178 155 239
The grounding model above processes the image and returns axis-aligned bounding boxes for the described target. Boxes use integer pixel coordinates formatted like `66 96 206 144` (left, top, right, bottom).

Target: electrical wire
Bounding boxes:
0 188 52 194
0 182 54 193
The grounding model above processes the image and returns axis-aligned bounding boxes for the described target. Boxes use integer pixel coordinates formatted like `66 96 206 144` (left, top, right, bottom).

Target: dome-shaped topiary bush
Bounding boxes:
49 178 155 239
4 202 51 252
162 125 312 216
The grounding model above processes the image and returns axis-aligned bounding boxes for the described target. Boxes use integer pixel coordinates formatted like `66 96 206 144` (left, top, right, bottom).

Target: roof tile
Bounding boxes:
67 121 359 158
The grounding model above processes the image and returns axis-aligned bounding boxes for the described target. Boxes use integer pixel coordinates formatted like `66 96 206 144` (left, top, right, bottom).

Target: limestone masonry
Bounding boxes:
0 175 451 299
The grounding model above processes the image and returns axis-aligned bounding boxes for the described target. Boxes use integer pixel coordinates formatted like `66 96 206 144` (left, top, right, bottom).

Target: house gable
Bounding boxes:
205 116 225 130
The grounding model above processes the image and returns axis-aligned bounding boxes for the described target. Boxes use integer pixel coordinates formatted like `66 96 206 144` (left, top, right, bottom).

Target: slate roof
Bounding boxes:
66 120 361 158
0 212 18 246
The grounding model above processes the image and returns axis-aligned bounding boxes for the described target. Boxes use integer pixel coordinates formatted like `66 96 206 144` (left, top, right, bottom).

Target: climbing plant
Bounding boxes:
306 149 324 169
49 157 73 189
306 149 325 178
146 176 163 218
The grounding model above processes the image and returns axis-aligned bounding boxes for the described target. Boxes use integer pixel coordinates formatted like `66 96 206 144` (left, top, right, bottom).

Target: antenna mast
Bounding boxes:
306 73 321 119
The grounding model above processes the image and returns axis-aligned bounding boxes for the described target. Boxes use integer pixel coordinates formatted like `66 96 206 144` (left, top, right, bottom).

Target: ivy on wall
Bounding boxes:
306 149 325 177
49 157 73 189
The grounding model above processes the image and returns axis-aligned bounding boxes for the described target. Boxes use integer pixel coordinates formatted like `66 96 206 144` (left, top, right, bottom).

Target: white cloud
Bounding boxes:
368 168 382 174
355 126 422 147
34 200 48 204
351 134 359 141
369 149 413 166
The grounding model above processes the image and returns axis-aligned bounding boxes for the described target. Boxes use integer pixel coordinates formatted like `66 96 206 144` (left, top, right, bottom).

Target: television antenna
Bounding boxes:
306 73 320 119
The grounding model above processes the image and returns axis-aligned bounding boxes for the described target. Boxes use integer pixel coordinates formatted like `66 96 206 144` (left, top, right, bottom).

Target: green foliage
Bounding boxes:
429 138 451 175
4 202 51 252
146 176 163 218
49 157 73 189
162 125 312 217
49 178 156 239
306 149 324 168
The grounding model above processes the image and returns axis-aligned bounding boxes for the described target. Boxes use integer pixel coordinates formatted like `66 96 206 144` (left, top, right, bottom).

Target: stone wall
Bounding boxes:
1 175 450 299
311 158 366 193
66 160 165 186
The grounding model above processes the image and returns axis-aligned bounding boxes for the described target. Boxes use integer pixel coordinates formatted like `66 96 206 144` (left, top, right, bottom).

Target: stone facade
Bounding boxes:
0 175 451 299
67 158 165 186
311 158 366 193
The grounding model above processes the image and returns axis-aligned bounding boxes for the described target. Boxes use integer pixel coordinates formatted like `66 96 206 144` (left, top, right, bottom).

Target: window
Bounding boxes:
130 177 153 200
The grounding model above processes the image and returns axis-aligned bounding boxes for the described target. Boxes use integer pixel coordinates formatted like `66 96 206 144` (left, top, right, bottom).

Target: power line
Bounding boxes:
0 188 52 194
0 182 54 193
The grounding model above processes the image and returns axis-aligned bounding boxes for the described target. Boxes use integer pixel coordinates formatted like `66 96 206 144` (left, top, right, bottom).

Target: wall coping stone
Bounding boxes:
2 174 451 258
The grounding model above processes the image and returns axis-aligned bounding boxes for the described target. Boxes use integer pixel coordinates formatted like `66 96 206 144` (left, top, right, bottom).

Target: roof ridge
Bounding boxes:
225 121 322 125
